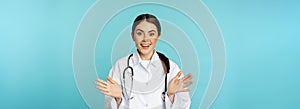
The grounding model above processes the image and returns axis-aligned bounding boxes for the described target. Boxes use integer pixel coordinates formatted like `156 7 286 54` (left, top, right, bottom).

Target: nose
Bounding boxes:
142 35 149 41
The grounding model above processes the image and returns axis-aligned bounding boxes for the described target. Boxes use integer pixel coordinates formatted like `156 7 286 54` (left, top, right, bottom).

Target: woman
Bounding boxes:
94 14 193 109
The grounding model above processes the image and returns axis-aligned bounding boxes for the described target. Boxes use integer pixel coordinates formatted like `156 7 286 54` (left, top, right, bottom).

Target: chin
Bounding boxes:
138 47 154 55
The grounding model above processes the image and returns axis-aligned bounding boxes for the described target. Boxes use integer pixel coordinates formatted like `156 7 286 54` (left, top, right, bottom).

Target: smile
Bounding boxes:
140 43 151 48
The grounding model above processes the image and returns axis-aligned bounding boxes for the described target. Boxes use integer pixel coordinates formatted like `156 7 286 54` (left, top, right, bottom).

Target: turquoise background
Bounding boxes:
1 0 299 109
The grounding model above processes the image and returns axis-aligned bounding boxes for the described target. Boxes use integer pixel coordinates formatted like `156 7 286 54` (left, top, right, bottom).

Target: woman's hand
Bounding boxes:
94 76 122 104
167 71 193 103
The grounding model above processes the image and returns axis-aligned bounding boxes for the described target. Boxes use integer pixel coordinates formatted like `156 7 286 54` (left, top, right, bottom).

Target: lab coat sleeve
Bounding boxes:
105 95 118 109
105 95 127 109
165 60 191 109
164 92 191 109
104 59 127 109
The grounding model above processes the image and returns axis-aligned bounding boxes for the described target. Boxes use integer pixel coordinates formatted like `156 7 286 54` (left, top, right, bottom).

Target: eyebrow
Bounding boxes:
148 30 156 33
136 29 156 33
136 29 144 32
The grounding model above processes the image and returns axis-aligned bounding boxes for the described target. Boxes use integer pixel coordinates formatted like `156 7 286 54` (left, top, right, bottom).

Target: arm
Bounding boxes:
166 92 191 109
95 77 123 108
165 71 193 109
167 71 193 103
95 60 125 109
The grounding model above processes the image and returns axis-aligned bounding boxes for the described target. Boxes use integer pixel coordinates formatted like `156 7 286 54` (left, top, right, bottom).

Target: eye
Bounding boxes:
137 32 142 36
149 33 155 37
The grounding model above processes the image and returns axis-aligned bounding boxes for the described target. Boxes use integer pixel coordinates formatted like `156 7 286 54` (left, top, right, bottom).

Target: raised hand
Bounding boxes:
167 71 193 102
94 76 122 101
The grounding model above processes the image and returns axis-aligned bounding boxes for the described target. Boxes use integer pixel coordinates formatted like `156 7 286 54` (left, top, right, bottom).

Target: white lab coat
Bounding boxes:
105 50 191 109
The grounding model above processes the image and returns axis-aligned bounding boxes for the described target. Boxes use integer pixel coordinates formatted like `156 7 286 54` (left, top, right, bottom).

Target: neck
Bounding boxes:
138 50 154 60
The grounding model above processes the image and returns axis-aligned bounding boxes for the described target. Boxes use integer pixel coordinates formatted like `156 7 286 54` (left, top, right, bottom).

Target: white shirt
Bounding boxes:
105 50 191 109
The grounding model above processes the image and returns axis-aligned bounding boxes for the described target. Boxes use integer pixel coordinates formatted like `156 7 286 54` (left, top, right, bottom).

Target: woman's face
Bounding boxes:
132 20 160 57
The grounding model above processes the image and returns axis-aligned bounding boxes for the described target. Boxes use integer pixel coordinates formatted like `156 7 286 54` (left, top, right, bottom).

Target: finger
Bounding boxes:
181 73 192 81
183 81 194 88
95 85 101 90
107 76 117 84
178 88 190 92
97 78 107 84
95 78 100 81
95 85 103 90
101 91 111 96
95 78 104 82
99 79 108 86
182 73 193 81
96 85 109 92
174 71 182 80
95 81 108 88
94 81 104 86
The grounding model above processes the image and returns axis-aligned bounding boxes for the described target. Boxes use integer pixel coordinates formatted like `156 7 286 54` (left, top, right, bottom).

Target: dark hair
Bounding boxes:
132 14 161 36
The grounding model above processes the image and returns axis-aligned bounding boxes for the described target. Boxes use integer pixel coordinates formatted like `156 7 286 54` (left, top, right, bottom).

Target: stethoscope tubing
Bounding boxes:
122 53 168 108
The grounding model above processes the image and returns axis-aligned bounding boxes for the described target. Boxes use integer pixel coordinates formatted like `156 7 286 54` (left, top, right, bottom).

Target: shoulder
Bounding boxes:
108 55 130 79
169 59 178 66
115 55 128 64
168 59 179 69
168 59 181 74
113 55 130 67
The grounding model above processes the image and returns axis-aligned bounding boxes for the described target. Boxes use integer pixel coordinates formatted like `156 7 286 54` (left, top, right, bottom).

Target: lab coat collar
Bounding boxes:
132 50 160 67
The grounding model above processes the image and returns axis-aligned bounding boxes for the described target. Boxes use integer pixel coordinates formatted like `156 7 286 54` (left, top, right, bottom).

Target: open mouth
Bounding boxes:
140 43 151 49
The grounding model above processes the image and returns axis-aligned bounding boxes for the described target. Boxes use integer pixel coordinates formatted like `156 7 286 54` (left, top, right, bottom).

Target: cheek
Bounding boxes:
151 39 159 45
132 37 140 44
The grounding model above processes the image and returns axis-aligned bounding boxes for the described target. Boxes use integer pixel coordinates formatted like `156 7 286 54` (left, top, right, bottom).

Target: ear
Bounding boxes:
131 32 135 41
157 33 161 40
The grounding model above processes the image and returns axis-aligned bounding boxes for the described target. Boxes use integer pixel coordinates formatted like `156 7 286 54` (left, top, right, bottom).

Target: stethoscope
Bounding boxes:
122 54 134 101
122 52 169 108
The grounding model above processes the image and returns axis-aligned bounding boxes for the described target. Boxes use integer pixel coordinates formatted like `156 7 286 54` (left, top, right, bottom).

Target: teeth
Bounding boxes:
141 44 150 46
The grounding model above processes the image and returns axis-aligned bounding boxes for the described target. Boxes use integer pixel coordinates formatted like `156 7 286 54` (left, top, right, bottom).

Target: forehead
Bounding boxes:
135 20 158 32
